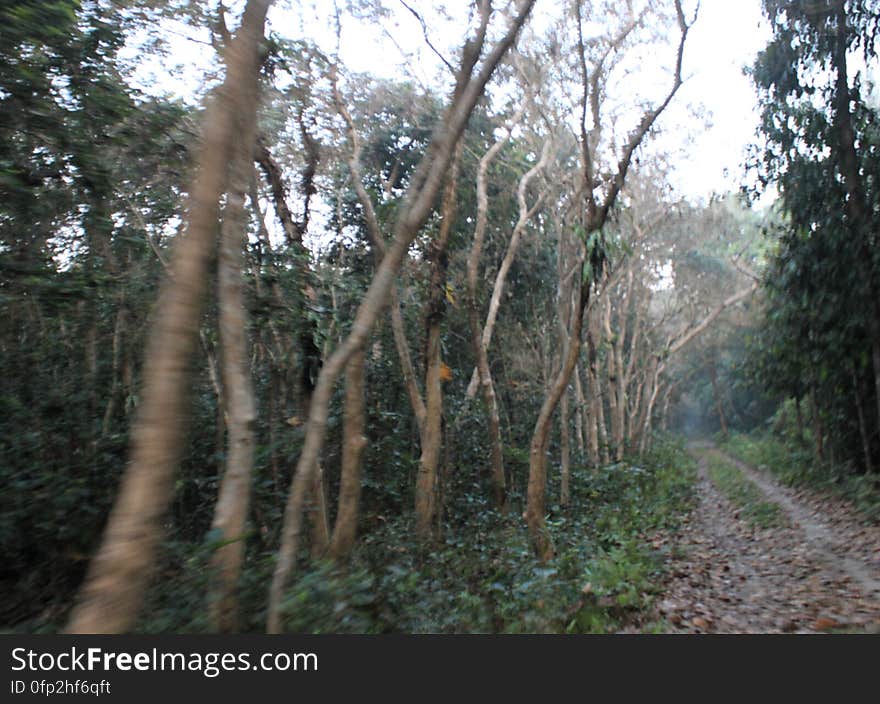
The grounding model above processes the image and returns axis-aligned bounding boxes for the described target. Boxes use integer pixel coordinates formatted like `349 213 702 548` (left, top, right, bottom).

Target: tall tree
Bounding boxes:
750 0 880 472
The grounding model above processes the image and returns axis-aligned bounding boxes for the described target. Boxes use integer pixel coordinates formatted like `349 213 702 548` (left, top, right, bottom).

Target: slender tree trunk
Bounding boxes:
465 140 551 399
329 349 367 561
602 296 623 460
613 269 633 458
416 322 444 540
795 396 805 445
560 388 571 506
709 361 728 438
526 283 589 562
580 362 600 465
572 362 586 455
208 114 260 632
638 358 662 457
660 382 674 433
587 323 610 465
810 385 824 462
415 150 460 540
66 0 272 634
852 366 874 474
465 115 517 510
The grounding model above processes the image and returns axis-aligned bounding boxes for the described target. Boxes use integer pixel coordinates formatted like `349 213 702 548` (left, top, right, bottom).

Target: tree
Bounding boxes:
749 0 880 472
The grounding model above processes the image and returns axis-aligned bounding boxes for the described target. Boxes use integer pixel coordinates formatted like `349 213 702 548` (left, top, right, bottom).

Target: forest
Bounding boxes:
2 0 879 635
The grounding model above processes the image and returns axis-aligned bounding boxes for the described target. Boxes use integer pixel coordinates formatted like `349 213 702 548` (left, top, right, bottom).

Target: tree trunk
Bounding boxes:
415 150 460 541
587 324 610 465
580 362 600 465
852 366 874 474
66 0 272 634
329 349 367 561
638 358 662 457
526 283 589 562
572 362 586 456
560 388 571 506
602 296 623 460
709 361 728 438
810 385 824 462
831 3 880 434
795 396 805 445
465 116 516 510
660 382 673 433
208 114 260 632
465 139 551 398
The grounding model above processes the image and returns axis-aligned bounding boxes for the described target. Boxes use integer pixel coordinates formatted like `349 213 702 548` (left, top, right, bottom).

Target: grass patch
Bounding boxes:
706 454 786 529
722 433 880 523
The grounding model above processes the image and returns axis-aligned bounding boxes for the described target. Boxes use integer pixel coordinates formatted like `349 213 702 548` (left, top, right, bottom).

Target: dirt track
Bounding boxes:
655 444 880 633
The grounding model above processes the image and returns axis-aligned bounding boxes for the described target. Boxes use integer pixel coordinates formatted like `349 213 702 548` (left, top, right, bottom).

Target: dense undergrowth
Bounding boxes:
721 433 880 523
128 436 697 634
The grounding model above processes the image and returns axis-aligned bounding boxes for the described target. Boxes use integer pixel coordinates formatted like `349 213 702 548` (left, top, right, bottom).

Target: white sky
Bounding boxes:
125 0 772 203
671 0 771 198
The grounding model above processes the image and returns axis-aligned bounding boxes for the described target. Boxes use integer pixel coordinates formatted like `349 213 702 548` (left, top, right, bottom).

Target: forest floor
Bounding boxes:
653 442 880 633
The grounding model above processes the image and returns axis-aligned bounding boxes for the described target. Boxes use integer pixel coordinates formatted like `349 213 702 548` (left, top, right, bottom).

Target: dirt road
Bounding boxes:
656 444 880 633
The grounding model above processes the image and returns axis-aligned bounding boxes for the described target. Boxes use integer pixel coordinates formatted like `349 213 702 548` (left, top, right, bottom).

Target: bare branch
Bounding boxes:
399 0 456 75
597 0 695 227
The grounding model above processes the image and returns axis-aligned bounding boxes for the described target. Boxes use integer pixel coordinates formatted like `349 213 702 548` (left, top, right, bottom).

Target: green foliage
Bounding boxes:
264 436 697 634
0 0 195 625
745 0 880 475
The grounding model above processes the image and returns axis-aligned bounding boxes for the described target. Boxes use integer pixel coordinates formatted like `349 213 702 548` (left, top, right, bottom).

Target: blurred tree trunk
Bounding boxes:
207 73 263 629
559 389 571 506
329 348 366 561
587 324 610 465
795 396 805 445
66 0 272 634
465 112 523 511
810 384 824 462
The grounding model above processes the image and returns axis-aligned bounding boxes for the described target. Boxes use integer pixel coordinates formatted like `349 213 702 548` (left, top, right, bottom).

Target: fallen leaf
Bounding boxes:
813 617 839 631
